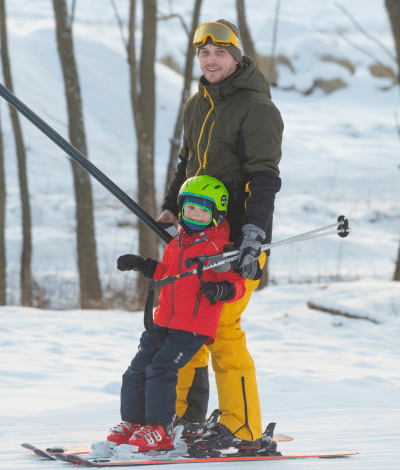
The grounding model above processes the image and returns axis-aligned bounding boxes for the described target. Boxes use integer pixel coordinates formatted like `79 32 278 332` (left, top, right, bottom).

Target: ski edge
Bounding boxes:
63 451 359 467
21 443 57 460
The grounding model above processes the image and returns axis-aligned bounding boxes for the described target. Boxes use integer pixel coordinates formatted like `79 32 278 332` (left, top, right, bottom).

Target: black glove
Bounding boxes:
117 254 144 271
117 255 158 279
200 281 235 305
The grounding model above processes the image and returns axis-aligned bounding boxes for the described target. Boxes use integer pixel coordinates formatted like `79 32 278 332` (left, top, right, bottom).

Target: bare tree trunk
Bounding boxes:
394 242 400 281
52 0 102 307
236 0 257 60
0 114 6 304
128 0 158 308
386 0 400 81
0 0 32 306
164 0 203 196
385 0 400 280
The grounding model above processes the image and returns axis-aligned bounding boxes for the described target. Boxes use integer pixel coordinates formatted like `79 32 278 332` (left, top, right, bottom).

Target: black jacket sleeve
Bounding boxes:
244 170 282 233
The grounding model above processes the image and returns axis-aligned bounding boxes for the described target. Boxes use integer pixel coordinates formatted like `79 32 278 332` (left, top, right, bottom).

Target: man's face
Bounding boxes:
198 43 239 84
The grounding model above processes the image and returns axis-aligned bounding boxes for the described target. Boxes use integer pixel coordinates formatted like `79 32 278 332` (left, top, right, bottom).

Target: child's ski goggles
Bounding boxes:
193 22 241 49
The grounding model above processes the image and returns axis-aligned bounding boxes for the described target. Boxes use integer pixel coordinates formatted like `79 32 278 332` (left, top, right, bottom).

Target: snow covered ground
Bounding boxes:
2 281 400 468
1 0 400 469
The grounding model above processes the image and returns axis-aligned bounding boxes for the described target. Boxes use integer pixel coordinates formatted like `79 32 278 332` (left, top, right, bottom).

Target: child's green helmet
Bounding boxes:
177 175 229 232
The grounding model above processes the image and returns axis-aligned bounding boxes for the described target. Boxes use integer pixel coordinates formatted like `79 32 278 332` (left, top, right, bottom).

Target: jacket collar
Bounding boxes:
198 56 271 105
178 219 230 245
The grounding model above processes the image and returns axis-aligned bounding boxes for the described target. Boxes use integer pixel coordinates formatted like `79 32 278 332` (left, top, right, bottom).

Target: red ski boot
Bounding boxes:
107 421 143 445
128 423 174 452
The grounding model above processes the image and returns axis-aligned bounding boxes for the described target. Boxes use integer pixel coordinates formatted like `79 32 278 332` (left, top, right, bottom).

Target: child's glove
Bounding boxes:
117 254 158 279
200 281 235 305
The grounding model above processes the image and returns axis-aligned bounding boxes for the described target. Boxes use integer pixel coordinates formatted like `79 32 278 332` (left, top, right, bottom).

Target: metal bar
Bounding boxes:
0 82 173 244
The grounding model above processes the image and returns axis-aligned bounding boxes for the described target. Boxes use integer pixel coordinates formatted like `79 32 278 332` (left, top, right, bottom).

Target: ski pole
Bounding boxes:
148 215 350 289
0 82 173 245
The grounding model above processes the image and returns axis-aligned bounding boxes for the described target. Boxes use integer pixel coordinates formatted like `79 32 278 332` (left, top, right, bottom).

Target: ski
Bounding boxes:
21 443 90 460
56 451 359 467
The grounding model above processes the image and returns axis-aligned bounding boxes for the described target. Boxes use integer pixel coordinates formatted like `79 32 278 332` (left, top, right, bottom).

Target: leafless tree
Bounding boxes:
52 0 103 307
0 0 32 306
0 112 5 304
164 0 203 195
385 0 400 280
236 0 257 60
127 0 159 307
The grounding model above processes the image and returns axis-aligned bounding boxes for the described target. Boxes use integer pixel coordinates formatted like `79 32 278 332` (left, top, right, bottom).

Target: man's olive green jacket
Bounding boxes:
163 56 283 244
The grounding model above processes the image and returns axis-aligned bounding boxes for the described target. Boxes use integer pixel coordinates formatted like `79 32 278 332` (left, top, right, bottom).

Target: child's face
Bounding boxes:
183 204 211 224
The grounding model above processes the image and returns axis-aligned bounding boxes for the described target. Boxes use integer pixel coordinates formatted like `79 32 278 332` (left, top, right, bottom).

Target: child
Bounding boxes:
107 175 246 452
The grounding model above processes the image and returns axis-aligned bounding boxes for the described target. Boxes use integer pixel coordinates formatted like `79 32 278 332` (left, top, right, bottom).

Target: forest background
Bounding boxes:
0 0 399 310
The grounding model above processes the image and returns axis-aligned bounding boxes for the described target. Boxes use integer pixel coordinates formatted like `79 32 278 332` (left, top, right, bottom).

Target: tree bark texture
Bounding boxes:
0 0 32 306
236 0 257 60
128 0 159 307
385 0 400 280
0 116 6 304
164 0 203 197
52 0 102 307
386 0 400 81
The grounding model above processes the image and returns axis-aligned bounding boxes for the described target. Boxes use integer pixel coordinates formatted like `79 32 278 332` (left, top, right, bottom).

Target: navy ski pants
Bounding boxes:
120 325 207 426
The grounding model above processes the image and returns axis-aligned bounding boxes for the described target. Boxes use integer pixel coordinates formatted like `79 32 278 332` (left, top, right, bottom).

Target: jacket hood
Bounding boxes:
199 56 271 103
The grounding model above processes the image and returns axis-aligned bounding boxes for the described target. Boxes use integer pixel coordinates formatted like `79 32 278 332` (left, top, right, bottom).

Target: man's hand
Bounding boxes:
233 224 265 280
156 210 179 230
234 224 265 267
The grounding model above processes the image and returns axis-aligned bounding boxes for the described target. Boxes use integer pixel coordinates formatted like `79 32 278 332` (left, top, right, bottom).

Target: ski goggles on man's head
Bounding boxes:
193 22 241 49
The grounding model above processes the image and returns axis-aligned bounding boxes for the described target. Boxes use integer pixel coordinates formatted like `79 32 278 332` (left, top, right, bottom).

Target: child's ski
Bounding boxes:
21 443 89 460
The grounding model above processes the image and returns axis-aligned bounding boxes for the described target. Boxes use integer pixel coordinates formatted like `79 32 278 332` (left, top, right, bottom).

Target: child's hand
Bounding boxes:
200 281 235 305
117 255 159 279
117 254 144 271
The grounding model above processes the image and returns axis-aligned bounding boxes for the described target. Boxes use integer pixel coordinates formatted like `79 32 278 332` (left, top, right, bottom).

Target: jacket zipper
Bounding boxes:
203 121 215 170
166 247 185 327
196 87 215 175
192 291 202 317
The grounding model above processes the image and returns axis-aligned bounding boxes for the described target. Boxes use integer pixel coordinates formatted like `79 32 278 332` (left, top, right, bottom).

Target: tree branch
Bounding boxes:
336 30 392 71
335 1 396 64
307 301 379 324
157 13 190 37
110 0 128 51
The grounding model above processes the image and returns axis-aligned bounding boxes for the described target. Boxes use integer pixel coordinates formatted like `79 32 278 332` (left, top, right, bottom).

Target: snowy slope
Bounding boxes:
1 0 400 469
2 281 400 468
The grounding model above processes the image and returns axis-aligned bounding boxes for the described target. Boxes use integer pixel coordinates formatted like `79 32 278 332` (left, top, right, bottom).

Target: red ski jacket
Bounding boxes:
153 220 246 343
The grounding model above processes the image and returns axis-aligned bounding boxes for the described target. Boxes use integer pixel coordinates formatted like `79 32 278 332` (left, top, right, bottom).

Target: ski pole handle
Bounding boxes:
184 255 210 269
148 276 177 289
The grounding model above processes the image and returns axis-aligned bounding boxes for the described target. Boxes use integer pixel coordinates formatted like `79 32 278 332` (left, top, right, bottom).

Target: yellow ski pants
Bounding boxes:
175 253 266 441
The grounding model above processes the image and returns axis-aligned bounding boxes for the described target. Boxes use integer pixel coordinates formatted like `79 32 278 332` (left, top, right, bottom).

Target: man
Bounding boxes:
157 19 283 451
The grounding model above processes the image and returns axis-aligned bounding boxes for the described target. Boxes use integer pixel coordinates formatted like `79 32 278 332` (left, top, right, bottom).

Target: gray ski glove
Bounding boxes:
233 224 265 280
235 224 265 267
